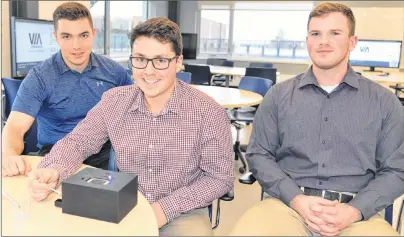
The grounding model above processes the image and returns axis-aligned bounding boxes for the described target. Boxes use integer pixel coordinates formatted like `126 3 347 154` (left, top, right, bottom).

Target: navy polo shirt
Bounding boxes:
12 51 133 148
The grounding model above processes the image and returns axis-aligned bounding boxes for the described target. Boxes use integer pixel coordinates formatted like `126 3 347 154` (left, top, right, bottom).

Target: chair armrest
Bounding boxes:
220 190 234 201
239 172 256 185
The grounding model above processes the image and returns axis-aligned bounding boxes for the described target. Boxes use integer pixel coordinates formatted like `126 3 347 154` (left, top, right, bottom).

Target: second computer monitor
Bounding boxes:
349 39 402 72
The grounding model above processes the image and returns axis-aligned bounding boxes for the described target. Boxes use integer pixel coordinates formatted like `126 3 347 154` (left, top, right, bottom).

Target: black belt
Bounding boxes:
300 187 355 203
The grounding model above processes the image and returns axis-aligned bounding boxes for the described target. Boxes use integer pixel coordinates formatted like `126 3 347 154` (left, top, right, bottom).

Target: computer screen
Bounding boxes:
181 33 197 59
11 17 59 78
349 39 402 71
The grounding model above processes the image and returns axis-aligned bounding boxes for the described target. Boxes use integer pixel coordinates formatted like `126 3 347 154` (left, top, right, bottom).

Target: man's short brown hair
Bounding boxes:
53 2 93 31
130 17 183 56
308 2 356 36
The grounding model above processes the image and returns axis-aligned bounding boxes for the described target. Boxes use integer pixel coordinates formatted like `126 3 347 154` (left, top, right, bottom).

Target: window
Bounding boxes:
198 1 314 60
233 10 309 59
110 1 145 58
90 1 106 54
199 10 230 55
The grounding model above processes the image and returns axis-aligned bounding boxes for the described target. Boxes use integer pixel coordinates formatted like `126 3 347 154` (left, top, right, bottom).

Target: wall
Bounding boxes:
179 1 198 33
2 1 11 78
38 1 90 20
148 1 168 19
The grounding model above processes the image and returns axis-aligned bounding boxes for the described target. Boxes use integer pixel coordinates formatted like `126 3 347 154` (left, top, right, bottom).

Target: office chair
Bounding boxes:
176 71 192 84
206 58 227 66
184 64 212 86
229 76 273 173
108 148 234 229
2 78 39 154
212 60 235 86
240 172 403 232
249 62 273 68
245 67 277 85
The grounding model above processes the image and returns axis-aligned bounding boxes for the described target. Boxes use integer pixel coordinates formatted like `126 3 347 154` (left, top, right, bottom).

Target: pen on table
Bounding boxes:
48 186 61 196
2 189 22 209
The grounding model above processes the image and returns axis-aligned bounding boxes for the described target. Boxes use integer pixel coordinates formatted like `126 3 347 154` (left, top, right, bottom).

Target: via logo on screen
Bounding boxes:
29 33 43 48
359 46 369 53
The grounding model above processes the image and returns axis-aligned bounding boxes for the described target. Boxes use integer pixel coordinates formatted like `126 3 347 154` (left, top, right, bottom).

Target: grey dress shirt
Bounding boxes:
247 65 404 220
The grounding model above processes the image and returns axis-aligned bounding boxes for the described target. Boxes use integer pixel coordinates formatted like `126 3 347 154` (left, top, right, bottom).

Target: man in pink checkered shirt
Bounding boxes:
28 17 234 236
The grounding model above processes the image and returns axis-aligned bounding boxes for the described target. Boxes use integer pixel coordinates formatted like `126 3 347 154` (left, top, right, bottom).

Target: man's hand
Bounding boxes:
290 194 340 235
151 202 168 228
28 168 59 201
2 155 32 177
308 202 362 236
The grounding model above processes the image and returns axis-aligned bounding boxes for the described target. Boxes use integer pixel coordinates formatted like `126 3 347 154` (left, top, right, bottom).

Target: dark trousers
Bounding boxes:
38 141 111 170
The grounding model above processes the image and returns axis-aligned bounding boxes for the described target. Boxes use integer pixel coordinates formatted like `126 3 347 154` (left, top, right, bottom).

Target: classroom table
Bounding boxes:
2 156 159 236
193 85 263 108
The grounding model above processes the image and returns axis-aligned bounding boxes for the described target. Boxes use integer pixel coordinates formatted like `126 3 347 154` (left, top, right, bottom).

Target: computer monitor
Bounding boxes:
11 17 60 78
181 33 197 59
349 39 402 72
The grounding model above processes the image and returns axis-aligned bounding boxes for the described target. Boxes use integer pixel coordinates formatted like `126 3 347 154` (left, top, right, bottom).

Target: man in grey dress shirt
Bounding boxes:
230 2 403 236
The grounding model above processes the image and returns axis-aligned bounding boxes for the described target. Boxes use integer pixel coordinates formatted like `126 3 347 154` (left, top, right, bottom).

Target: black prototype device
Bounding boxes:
55 167 138 223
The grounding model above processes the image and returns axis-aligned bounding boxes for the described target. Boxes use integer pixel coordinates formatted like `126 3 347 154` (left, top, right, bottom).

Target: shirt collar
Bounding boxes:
56 51 98 74
129 80 182 116
298 64 360 90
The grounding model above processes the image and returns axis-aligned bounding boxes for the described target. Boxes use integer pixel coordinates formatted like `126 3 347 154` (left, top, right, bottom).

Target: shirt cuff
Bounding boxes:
278 178 304 206
348 195 377 220
157 195 181 223
37 163 69 188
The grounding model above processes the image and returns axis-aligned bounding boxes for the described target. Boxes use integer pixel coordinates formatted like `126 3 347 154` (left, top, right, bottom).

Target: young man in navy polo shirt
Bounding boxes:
2 2 133 176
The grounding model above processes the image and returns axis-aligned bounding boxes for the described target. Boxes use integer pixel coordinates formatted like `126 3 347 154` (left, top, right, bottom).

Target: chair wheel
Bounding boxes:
239 167 246 174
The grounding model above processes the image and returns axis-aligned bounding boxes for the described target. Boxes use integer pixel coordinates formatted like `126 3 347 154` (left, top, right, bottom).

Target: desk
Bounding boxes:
193 85 263 108
2 156 159 236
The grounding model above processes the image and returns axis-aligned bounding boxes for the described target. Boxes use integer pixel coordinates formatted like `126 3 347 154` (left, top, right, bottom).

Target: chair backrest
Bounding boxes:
206 58 226 66
108 148 118 172
385 204 393 225
2 78 38 154
249 62 273 68
238 76 273 97
2 78 23 118
184 64 211 85
23 120 38 154
127 59 132 72
176 72 192 84
245 67 277 85
223 60 234 67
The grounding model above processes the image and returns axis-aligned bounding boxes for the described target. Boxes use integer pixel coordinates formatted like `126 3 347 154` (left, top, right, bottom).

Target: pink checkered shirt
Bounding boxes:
38 80 235 222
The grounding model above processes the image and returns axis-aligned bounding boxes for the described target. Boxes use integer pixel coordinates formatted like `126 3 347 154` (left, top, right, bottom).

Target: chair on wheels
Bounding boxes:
239 172 403 232
206 58 227 66
245 67 277 85
2 78 39 154
176 71 192 84
249 62 273 68
184 64 212 86
229 76 273 173
108 149 234 229
211 60 235 87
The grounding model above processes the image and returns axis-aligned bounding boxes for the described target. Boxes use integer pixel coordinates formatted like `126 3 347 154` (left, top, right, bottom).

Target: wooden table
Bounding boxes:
2 156 159 236
193 85 263 108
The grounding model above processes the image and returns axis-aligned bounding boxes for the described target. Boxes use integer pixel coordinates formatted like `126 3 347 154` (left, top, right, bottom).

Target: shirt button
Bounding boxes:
148 169 153 173
324 117 328 121
321 164 325 168
149 144 153 149
322 140 325 144
153 118 157 122
319 181 323 185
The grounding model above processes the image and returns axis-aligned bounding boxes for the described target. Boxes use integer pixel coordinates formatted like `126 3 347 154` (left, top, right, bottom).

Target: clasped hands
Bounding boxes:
290 194 362 236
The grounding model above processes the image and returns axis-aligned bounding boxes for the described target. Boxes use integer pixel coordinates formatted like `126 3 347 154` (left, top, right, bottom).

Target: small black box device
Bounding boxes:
61 167 138 223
